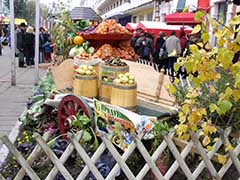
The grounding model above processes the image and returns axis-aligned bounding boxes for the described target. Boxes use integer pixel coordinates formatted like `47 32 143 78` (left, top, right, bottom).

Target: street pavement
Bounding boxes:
0 47 45 136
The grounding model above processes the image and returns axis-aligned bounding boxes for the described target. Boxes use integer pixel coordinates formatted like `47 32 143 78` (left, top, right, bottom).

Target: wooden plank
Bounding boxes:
193 137 222 179
77 142 106 180
70 135 105 180
162 131 194 180
134 135 165 180
0 135 41 180
14 132 51 180
101 135 137 180
45 132 83 180
34 133 74 180
190 132 221 180
165 140 193 180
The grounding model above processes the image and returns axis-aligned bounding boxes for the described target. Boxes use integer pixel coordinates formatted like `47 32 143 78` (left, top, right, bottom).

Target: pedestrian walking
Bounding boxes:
17 23 27 67
39 27 47 63
154 32 167 71
165 30 181 81
24 26 35 66
42 41 52 63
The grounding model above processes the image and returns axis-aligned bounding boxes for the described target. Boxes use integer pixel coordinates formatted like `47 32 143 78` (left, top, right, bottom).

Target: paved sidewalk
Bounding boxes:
0 47 46 136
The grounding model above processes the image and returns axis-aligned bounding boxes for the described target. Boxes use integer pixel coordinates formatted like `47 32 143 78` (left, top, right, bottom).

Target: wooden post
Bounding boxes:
34 0 40 85
10 0 16 86
155 69 165 102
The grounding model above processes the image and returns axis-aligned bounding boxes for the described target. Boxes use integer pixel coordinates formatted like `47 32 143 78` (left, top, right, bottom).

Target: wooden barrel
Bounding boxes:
73 59 101 77
110 83 137 112
100 64 129 83
99 81 112 103
99 64 129 102
73 74 98 98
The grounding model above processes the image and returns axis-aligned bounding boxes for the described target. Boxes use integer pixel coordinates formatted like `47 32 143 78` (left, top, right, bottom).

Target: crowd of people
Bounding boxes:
131 28 195 81
16 23 53 68
0 23 53 68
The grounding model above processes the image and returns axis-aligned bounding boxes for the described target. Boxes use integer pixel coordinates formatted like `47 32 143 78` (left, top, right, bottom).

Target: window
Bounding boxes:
120 0 123 5
176 0 186 12
133 16 137 23
147 13 153 21
217 2 227 24
117 1 119 7
139 15 144 21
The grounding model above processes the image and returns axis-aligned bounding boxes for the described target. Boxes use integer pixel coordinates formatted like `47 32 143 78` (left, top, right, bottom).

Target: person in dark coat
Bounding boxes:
154 32 166 70
24 26 35 66
17 23 27 67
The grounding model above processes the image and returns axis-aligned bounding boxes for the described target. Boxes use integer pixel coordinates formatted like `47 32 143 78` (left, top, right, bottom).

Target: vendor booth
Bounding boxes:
125 22 138 31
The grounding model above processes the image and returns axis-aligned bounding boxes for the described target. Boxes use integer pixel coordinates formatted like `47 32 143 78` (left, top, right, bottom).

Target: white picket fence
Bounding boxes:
0 128 240 180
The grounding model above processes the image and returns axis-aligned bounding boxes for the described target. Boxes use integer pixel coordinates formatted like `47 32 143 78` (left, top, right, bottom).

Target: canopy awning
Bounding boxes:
164 12 199 25
198 0 210 11
125 23 138 31
2 17 27 25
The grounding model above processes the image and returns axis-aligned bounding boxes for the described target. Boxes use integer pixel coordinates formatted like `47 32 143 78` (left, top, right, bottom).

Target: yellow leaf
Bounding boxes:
190 44 199 52
182 5 190 12
168 84 176 94
225 144 234 152
200 108 207 116
179 112 186 122
232 90 240 102
202 136 211 146
208 125 217 134
218 154 227 165
169 49 177 57
182 104 190 114
207 145 213 152
209 85 216 93
174 78 180 84
191 24 201 34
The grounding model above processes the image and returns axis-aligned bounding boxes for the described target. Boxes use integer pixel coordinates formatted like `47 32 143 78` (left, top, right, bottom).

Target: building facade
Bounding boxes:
94 0 154 25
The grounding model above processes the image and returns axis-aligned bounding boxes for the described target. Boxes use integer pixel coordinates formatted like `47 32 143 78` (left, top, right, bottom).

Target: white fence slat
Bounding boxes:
137 137 169 180
190 132 221 180
70 134 105 180
165 140 193 180
34 133 74 180
14 132 51 180
106 136 139 180
101 135 137 180
45 132 83 180
163 131 194 180
0 135 41 180
193 137 222 179
221 128 240 175
0 173 6 180
77 142 106 180
134 135 165 180
218 143 240 178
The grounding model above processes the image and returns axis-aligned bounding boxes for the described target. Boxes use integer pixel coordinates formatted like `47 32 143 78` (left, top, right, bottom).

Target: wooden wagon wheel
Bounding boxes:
57 95 94 135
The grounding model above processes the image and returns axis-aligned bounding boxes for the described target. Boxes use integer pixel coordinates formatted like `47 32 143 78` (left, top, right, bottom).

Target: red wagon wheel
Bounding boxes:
57 95 94 135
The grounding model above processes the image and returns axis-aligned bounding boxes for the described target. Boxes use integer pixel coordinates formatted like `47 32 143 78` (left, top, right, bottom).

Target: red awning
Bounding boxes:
198 0 210 11
164 12 200 25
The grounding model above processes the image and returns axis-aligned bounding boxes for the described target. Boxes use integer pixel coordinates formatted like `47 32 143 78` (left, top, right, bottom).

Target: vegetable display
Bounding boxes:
113 73 136 85
92 43 136 60
75 65 97 76
95 19 131 35
105 58 127 66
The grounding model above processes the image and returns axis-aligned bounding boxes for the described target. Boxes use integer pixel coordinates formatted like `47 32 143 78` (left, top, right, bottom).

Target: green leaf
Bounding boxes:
174 63 181 72
195 11 205 21
82 130 92 142
202 33 210 44
209 103 217 113
191 25 201 34
217 100 233 115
